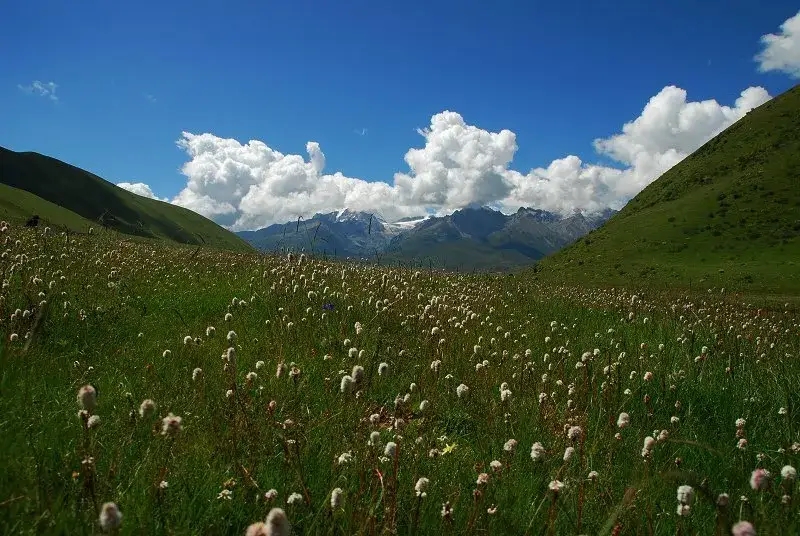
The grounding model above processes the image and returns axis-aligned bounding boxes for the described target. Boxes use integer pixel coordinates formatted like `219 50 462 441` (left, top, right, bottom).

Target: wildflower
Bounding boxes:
643 371 653 381
588 470 599 481
340 375 354 393
330 488 343 509
384 441 397 457
183 335 193 345
415 477 429 497
351 365 364 383
642 436 656 458
617 412 630 428
677 485 694 505
263 489 278 501
736 418 746 429
731 521 756 536
378 362 389 376
738 438 748 450
563 446 575 462
456 384 469 398
227 330 237 343
567 426 583 442
504 439 518 452
246 523 268 536
500 388 512 402
162 350 171 358
676 504 691 516
99 502 122 532
192 368 203 381
441 501 454 520
781 465 796 482
87 415 101 429
159 481 168 489
337 451 353 465
263 508 290 536
161 413 183 437
548 480 564 493
419 400 429 412
139 399 156 419
206 326 216 337
217 489 233 500
77 384 97 412
286 492 303 505
749 468 770 490
530 442 545 461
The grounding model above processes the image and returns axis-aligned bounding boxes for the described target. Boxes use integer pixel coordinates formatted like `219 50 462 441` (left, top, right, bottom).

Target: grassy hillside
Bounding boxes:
536 84 800 293
0 147 252 251
2 225 798 534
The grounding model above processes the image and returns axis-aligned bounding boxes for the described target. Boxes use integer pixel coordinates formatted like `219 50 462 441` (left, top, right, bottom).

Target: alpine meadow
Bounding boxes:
3 2 800 535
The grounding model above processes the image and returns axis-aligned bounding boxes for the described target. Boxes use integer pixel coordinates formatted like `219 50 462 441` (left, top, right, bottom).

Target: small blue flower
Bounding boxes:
322 303 335 311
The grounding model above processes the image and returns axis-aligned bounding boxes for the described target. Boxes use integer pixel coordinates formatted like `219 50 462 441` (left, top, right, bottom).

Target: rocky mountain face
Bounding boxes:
237 206 616 270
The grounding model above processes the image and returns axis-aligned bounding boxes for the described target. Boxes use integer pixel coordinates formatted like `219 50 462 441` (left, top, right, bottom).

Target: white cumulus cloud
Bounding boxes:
755 10 800 78
18 81 58 101
159 84 769 230
117 182 167 201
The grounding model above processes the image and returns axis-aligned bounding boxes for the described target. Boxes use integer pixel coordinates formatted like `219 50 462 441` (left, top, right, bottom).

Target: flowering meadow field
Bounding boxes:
1 222 798 535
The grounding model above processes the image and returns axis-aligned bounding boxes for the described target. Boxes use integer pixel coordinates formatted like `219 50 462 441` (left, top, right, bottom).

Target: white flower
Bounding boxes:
384 441 397 457
330 488 343 509
456 384 469 398
340 375 354 393
139 399 156 419
617 412 630 428
77 385 97 412
676 485 694 505
287 492 304 505
530 442 545 461
99 502 122 531
781 465 796 482
415 477 429 497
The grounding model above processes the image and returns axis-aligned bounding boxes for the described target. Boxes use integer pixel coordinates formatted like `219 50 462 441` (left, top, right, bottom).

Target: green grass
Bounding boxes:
0 146 252 252
1 224 798 535
536 83 800 294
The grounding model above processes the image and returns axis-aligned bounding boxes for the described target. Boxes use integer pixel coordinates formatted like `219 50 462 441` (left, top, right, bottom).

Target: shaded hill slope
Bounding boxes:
0 147 251 251
535 84 800 293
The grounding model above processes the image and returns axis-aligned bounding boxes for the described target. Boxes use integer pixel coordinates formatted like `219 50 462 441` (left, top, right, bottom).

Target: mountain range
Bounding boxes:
236 206 616 271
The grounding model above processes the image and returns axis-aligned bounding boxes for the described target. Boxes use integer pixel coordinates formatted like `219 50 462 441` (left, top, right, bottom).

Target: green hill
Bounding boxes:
0 147 251 251
535 83 800 294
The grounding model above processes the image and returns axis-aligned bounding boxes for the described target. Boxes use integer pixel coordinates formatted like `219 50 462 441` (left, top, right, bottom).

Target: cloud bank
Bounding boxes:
149 84 769 230
756 10 800 78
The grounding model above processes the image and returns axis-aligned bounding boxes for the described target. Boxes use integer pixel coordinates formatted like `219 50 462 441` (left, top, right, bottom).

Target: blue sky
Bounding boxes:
2 1 799 228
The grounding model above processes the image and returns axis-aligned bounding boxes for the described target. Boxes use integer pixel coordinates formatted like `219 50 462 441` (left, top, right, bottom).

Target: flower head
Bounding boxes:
750 468 771 491
161 413 183 437
77 384 97 412
99 502 122 532
731 521 756 536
